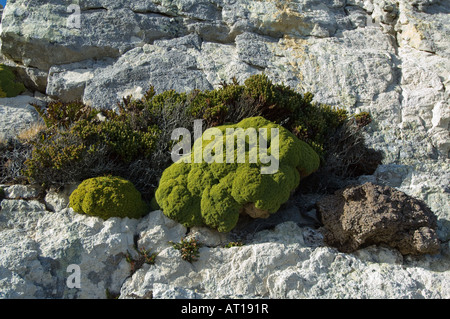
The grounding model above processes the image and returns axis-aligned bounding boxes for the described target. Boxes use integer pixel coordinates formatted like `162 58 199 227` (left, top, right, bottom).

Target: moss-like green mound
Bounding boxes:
0 64 25 98
155 117 320 232
69 176 148 220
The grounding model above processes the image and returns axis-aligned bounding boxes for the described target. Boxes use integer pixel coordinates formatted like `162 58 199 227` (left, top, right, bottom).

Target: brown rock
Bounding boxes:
316 182 441 255
240 203 271 219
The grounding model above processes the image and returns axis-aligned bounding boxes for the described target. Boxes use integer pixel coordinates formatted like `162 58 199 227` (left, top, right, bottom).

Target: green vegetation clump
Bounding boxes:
126 247 157 274
18 74 351 200
34 100 99 129
173 74 347 156
155 117 320 232
170 238 202 263
69 176 148 220
0 64 25 98
25 100 160 188
354 111 373 128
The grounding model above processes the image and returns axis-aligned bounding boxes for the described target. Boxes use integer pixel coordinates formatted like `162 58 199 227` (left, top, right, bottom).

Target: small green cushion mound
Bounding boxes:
155 116 320 232
69 176 148 220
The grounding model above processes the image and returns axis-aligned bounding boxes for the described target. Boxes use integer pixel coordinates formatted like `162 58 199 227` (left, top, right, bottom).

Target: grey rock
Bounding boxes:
0 4 185 71
151 283 205 299
235 32 275 69
136 210 187 252
13 65 48 94
83 38 213 110
0 192 448 299
44 184 78 212
3 185 42 199
0 0 449 299
0 201 139 298
46 59 114 102
0 95 43 141
120 220 450 299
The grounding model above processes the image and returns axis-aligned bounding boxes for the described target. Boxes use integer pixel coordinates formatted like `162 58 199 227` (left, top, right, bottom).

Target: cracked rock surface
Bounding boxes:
0 0 449 299
0 187 448 299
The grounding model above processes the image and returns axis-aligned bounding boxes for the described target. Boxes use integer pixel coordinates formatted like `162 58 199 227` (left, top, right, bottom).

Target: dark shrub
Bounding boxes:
0 138 33 184
21 74 375 200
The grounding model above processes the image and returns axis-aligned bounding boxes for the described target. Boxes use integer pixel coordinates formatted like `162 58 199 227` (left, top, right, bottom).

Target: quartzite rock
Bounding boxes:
0 0 449 299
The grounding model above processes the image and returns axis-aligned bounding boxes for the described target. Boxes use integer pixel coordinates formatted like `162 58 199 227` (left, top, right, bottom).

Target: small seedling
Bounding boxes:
125 247 157 274
170 238 202 263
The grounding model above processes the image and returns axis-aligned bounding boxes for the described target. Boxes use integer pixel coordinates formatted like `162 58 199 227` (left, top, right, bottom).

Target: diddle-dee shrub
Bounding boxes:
155 117 320 232
69 176 148 220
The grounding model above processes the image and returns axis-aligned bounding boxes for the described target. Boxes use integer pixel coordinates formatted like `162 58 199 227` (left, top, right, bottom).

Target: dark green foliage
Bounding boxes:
354 111 373 128
0 64 25 98
126 247 158 274
71 119 159 163
33 100 99 130
21 74 352 199
156 117 321 232
185 74 348 156
0 187 5 201
24 103 160 190
22 129 110 186
297 115 383 193
224 241 244 248
170 238 202 263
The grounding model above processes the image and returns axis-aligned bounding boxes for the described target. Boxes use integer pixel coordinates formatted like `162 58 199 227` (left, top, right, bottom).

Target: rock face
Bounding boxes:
0 0 449 299
0 1 448 231
0 200 137 298
317 182 441 255
121 222 449 299
0 95 43 141
0 188 449 299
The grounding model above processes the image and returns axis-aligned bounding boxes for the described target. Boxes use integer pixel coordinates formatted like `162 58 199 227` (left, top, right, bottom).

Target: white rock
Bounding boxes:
119 221 450 299
44 191 69 212
44 184 78 212
4 185 41 199
151 283 205 299
0 95 43 141
1 0 449 300
0 200 140 298
136 210 187 252
185 226 229 247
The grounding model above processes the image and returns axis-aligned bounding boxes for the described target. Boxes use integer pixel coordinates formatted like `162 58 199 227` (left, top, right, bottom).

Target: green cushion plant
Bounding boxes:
155 117 320 232
22 74 349 201
69 176 148 220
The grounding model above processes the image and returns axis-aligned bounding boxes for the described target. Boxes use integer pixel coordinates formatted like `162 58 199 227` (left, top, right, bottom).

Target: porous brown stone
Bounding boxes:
316 182 441 255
